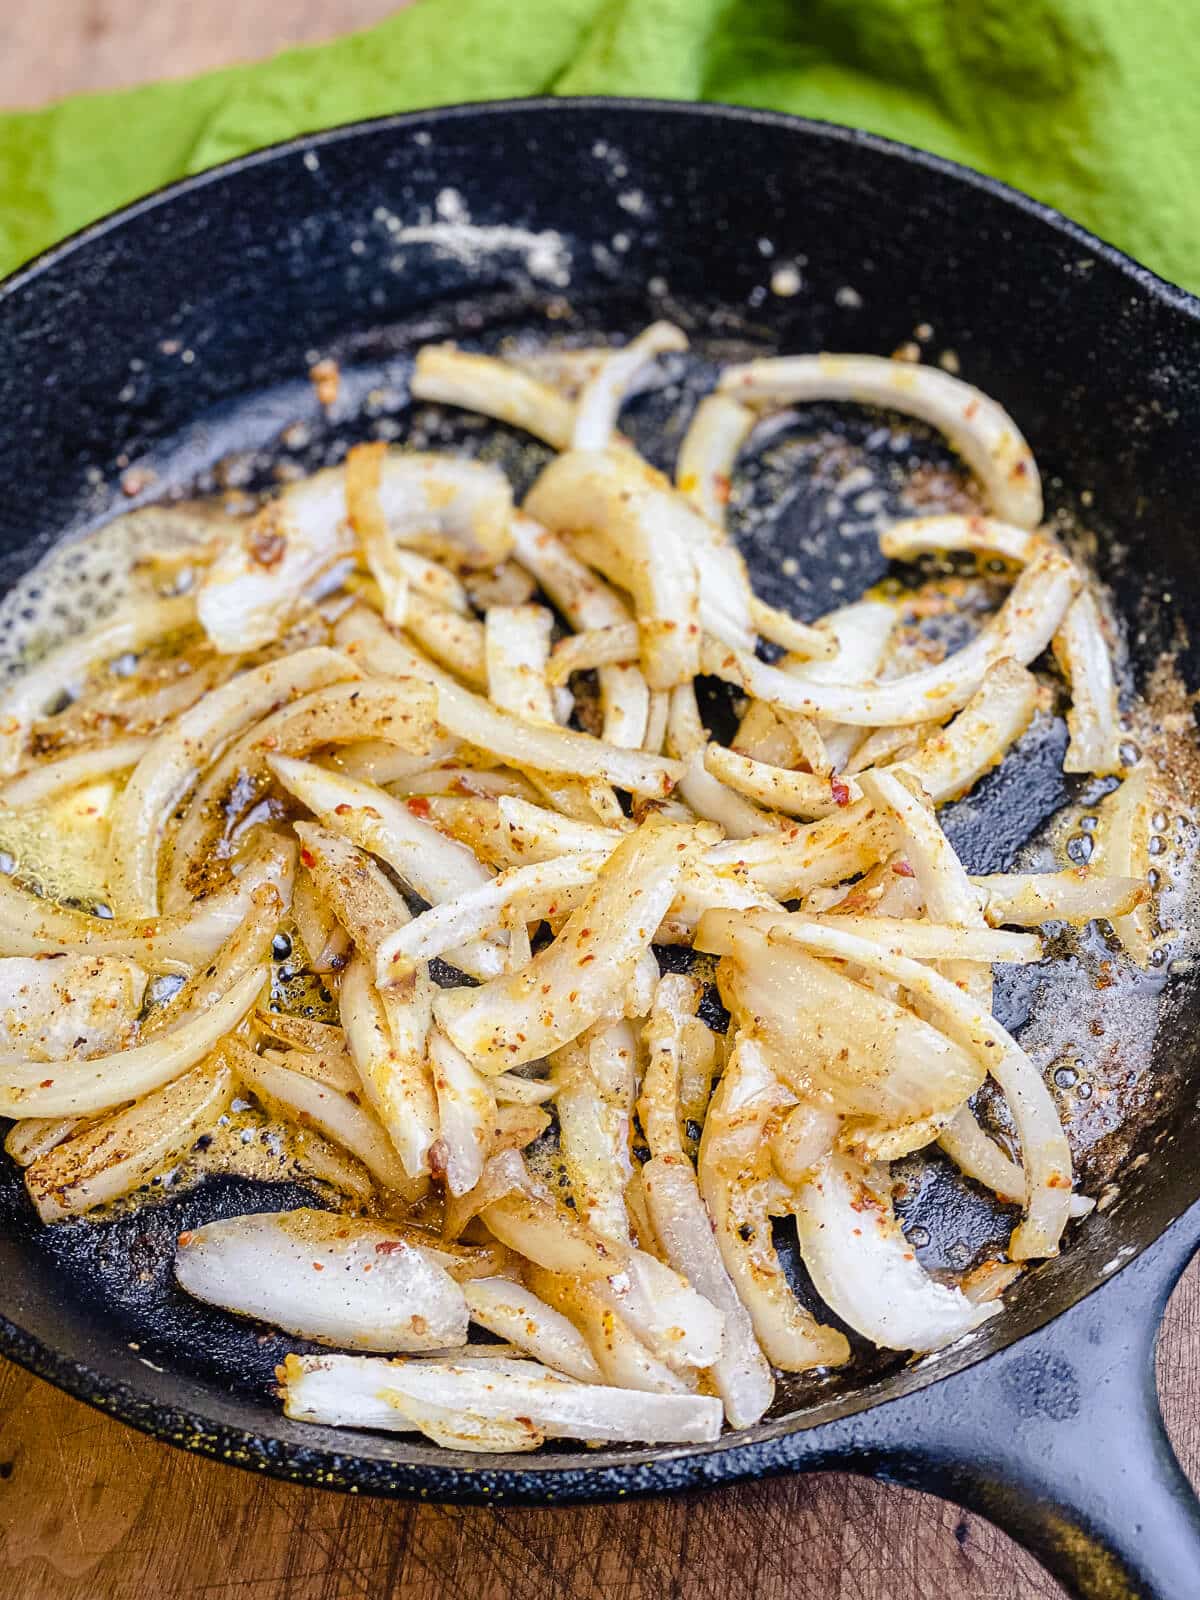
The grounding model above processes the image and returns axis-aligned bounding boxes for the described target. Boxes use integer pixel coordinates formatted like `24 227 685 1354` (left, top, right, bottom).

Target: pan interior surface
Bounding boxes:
0 101 1198 1491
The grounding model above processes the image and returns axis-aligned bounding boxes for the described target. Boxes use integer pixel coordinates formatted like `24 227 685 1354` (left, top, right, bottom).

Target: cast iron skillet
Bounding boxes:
0 99 1198 1600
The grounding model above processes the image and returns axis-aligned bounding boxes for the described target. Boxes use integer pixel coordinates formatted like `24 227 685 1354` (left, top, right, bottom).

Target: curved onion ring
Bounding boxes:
412 345 574 449
719 355 1043 526
0 596 195 777
107 646 357 917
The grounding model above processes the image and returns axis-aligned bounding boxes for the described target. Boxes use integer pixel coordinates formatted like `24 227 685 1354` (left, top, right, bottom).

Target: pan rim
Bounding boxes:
1 94 1198 1502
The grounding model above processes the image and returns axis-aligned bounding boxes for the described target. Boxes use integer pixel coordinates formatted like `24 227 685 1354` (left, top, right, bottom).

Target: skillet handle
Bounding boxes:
854 1216 1200 1599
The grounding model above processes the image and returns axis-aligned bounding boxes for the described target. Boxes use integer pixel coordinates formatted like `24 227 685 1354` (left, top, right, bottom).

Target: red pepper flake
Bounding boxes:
892 859 916 877
375 1240 405 1255
178 1231 193 1248
334 803 353 816
299 847 316 869
39 1079 54 1089
312 1262 325 1271
830 774 851 807
407 797 432 818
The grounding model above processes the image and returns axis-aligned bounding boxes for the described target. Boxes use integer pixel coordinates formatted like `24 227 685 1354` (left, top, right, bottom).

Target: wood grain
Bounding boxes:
1 4 1197 1596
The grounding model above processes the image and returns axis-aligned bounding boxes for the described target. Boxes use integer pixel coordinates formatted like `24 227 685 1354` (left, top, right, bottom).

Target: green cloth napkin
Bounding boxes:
1 0 1196 291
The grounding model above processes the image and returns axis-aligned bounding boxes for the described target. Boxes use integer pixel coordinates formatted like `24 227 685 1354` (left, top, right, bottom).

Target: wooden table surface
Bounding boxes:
2 6 1197 1597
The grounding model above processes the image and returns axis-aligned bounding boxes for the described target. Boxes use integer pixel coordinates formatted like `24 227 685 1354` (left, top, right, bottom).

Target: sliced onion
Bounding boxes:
5 1114 91 1167
26 1055 234 1222
427 1027 494 1197
596 1250 725 1373
555 1069 631 1245
641 1157 775 1427
704 743 861 819
897 659 1040 803
0 737 152 809
411 345 574 448
858 766 990 1003
676 393 756 525
176 1209 468 1350
507 514 652 748
769 1102 841 1185
345 442 410 625
719 354 1043 526
702 549 1076 727
1092 764 1163 964
792 1153 1001 1351
0 595 195 777
759 919 1073 1260
337 609 683 797
572 322 688 450
404 606 487 690
704 797 894 901
107 645 357 916
697 1037 849 1371
0 953 146 1059
879 513 1042 566
700 917 983 1123
196 469 355 652
526 449 702 688
0 963 264 1118
463 1276 603 1382
434 817 695 1071
780 913 1040 964
484 604 556 724
372 451 514 568
269 756 502 980
339 954 438 1182
166 677 436 909
971 867 1146 928
279 1351 722 1444
233 1044 412 1197
479 1152 631 1279
638 972 702 1162
546 622 640 686
378 853 605 976
524 1267 696 1394
1054 590 1123 775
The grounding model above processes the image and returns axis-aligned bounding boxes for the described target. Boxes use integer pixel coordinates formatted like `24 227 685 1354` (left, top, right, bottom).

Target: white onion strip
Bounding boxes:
176 1210 467 1351
1054 590 1123 775
434 817 695 1072
676 393 755 525
484 604 556 724
526 449 702 689
107 646 357 917
704 743 861 819
280 1352 722 1444
698 1037 850 1371
701 548 1077 727
378 853 606 978
719 354 1043 526
792 1153 1001 1351
463 1277 603 1383
0 737 152 808
337 610 682 796
411 346 574 448
268 756 503 981
0 595 195 777
26 1056 235 1222
758 919 1073 1259
572 322 687 451
0 964 264 1118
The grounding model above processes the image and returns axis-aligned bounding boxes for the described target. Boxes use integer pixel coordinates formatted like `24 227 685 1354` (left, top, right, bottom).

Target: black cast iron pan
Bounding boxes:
0 99 1198 1600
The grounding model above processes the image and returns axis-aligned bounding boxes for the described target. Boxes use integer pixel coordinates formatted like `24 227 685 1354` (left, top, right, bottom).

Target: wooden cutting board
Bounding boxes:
2 6 1197 1596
